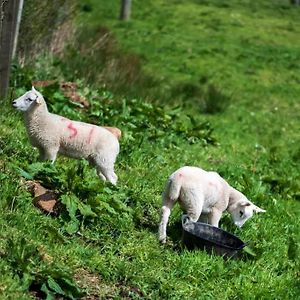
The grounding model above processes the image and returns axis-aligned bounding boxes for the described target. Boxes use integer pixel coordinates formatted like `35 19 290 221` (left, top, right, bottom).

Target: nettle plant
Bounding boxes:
88 90 217 151
17 161 132 235
4 236 84 299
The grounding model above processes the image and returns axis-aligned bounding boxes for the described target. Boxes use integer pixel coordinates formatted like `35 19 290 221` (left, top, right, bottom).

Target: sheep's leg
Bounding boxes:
97 171 107 182
183 190 203 223
208 208 222 227
98 166 118 185
88 157 106 181
38 147 58 163
38 148 46 161
158 198 175 243
88 155 118 185
96 160 118 185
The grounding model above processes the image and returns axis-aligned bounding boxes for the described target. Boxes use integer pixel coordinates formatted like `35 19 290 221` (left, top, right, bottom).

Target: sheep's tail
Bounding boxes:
163 175 182 202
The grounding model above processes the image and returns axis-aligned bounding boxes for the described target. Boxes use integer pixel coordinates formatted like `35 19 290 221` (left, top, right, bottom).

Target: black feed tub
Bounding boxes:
182 215 246 258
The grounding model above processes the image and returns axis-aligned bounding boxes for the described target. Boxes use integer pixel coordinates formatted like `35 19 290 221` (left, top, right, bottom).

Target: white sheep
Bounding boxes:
13 87 120 185
159 166 266 243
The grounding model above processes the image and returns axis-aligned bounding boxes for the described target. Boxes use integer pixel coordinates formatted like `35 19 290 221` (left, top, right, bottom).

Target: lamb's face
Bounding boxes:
12 87 41 112
231 200 266 228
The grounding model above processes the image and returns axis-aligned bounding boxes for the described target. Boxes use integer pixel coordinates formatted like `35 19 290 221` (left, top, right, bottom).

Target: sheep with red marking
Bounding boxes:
13 87 120 185
158 166 266 243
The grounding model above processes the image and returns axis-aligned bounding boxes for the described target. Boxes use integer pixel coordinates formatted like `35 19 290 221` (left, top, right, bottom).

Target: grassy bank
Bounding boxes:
0 0 299 298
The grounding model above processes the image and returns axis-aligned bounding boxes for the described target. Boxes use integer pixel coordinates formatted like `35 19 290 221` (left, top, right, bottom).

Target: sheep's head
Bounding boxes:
229 199 266 228
12 86 43 112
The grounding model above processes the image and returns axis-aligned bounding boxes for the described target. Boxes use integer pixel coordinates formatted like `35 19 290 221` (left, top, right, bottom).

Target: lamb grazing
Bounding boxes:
158 166 266 243
12 87 120 185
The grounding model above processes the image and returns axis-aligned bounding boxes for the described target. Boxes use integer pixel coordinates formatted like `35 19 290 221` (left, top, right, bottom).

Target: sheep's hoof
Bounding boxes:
159 237 167 244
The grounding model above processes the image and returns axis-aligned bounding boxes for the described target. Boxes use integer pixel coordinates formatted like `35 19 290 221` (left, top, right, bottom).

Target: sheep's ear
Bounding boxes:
253 205 266 213
239 200 251 207
36 96 41 104
31 86 41 104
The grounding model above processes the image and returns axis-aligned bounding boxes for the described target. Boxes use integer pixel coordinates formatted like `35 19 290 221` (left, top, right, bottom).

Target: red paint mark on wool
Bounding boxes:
67 122 77 138
87 127 95 144
178 172 183 177
61 118 77 138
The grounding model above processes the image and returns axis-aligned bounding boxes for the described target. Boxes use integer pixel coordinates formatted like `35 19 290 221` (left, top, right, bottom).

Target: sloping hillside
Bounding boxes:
0 0 299 298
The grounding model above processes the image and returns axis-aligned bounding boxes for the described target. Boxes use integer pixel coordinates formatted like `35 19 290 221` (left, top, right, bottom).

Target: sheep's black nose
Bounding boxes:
12 100 16 107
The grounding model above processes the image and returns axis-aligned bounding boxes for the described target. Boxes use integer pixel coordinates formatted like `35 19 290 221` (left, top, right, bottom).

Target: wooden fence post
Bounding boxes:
290 0 300 5
120 0 132 21
0 0 20 99
12 0 23 58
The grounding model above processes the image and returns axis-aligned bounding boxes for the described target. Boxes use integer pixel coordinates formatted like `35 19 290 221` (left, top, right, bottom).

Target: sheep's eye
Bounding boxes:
26 98 34 102
239 211 244 217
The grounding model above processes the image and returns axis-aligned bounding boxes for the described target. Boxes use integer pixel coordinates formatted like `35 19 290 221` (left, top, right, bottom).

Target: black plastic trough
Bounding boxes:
182 215 246 258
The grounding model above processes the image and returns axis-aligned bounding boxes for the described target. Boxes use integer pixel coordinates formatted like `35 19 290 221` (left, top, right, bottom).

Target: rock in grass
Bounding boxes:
26 180 58 213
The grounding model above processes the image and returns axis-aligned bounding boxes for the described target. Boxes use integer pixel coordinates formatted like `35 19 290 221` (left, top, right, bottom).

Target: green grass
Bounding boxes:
0 0 300 298
73 0 300 105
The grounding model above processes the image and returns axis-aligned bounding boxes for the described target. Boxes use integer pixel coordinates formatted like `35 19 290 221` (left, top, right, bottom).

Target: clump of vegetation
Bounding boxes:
4 236 84 299
17 0 76 63
61 26 159 100
172 81 231 114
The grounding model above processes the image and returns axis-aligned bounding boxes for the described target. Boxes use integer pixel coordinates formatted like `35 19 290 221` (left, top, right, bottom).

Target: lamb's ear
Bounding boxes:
36 97 41 104
239 200 251 207
253 205 266 213
31 86 41 104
